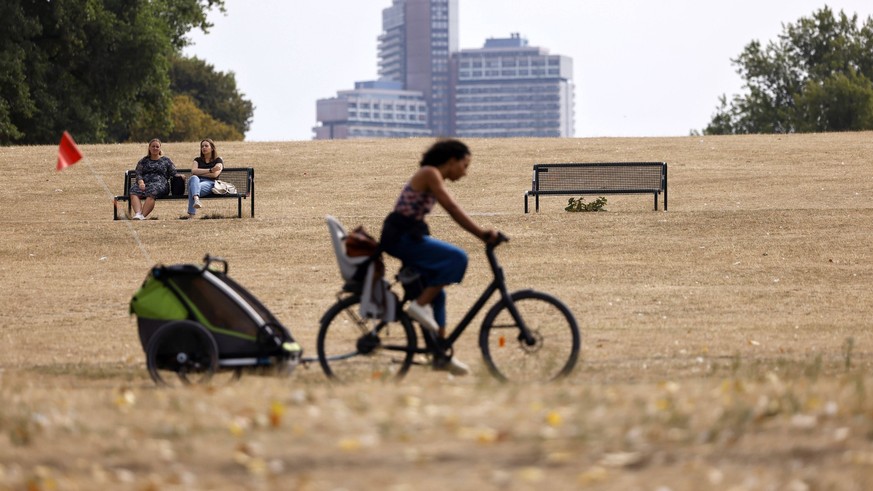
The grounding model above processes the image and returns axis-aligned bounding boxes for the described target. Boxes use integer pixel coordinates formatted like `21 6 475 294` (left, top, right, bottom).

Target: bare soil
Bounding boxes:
1 133 873 490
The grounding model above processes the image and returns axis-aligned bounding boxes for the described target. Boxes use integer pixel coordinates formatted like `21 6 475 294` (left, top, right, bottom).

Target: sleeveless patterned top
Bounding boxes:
393 183 435 221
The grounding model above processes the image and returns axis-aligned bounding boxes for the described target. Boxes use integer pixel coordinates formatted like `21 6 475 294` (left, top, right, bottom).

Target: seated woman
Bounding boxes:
130 138 179 220
186 138 223 219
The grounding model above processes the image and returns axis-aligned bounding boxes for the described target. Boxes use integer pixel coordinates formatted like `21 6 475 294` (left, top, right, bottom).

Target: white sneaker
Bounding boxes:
435 356 471 376
447 357 471 376
193 196 202 209
133 213 145 220
406 301 439 333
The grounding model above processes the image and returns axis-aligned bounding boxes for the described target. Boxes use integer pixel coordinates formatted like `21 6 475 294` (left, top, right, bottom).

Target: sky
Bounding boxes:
183 1 873 142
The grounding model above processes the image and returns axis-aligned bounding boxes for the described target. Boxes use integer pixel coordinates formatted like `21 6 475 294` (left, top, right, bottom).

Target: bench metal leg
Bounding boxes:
524 193 529 213
663 163 668 211
113 199 131 220
237 196 242 218
654 192 658 211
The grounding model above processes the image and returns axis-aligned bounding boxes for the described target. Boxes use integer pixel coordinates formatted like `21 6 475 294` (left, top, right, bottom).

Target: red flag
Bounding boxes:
57 131 83 171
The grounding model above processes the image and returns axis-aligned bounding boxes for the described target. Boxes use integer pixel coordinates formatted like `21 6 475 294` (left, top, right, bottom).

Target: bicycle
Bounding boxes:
318 217 581 383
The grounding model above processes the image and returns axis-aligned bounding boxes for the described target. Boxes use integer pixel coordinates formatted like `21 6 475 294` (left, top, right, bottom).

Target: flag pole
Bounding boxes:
57 131 154 265
83 158 155 264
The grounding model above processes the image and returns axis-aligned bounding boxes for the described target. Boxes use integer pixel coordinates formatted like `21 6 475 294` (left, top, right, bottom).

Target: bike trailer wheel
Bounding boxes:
146 320 219 386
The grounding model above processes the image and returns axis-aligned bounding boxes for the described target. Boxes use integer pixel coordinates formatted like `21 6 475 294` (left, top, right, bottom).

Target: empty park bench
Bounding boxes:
113 167 255 220
524 162 668 213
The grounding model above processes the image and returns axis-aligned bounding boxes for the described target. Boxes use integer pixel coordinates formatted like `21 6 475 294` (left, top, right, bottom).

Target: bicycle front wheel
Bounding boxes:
317 295 417 383
479 290 581 383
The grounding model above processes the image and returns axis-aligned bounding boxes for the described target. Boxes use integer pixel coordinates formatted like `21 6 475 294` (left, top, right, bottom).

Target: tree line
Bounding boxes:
0 0 253 145
5 4 869 143
704 7 873 135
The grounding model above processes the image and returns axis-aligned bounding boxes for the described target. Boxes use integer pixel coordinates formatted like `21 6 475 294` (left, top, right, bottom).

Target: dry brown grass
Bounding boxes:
1 133 873 490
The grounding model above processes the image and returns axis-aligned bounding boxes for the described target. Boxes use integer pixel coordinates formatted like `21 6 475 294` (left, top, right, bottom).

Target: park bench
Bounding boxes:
524 162 668 213
113 167 255 220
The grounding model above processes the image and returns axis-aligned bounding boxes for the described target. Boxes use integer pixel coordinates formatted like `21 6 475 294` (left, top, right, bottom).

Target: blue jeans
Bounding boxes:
383 234 468 328
187 176 215 214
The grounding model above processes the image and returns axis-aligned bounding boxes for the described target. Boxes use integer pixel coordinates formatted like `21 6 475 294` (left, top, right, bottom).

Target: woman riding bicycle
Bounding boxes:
380 139 498 375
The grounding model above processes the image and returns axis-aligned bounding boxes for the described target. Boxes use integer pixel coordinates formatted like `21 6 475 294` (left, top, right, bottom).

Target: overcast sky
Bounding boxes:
183 1 873 141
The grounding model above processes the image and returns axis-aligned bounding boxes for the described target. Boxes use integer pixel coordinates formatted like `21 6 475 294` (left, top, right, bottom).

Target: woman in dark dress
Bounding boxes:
130 138 178 220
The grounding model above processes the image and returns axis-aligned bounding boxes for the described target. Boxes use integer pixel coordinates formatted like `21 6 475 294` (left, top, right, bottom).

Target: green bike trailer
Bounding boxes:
131 255 302 385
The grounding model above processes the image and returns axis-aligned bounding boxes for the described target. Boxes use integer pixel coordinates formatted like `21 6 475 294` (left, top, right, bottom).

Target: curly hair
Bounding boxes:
420 139 470 167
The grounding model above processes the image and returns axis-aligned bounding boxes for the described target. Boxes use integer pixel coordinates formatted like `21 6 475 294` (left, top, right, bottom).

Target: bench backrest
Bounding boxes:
533 162 665 193
121 167 253 197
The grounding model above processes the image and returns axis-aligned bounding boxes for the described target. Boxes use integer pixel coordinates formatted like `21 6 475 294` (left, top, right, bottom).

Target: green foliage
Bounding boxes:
153 0 226 50
168 94 243 142
0 0 176 144
705 7 873 134
0 0 244 145
171 56 254 135
565 196 607 212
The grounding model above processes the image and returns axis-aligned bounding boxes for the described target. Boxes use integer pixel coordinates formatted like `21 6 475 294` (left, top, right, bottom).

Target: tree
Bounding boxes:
0 2 39 142
705 7 873 134
154 0 226 50
794 69 873 132
0 0 227 145
170 56 254 136
167 94 243 142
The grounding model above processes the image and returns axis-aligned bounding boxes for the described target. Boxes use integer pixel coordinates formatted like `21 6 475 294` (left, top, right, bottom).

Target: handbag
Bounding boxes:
211 179 237 195
344 226 379 257
169 175 186 196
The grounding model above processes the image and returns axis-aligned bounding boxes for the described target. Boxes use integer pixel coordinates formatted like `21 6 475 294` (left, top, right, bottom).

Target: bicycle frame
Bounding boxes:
419 236 535 351
318 224 580 382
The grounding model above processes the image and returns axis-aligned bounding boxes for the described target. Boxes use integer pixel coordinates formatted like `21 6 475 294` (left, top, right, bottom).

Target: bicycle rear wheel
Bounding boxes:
479 290 580 383
317 295 417 383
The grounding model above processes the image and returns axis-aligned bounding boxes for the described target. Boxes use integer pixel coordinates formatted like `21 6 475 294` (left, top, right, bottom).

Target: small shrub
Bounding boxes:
565 196 607 212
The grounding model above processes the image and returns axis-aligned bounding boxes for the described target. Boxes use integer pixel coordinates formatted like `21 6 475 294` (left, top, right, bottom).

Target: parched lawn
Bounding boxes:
1 133 872 490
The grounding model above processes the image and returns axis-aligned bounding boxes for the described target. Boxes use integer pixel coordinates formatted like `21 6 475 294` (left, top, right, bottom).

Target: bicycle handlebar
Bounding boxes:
487 232 509 251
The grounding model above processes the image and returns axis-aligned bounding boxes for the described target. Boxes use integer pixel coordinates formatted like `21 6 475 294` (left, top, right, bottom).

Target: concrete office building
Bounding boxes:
313 1 573 139
453 34 575 138
315 0 456 140
377 0 405 83
313 81 430 140
402 0 458 136
374 0 458 136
